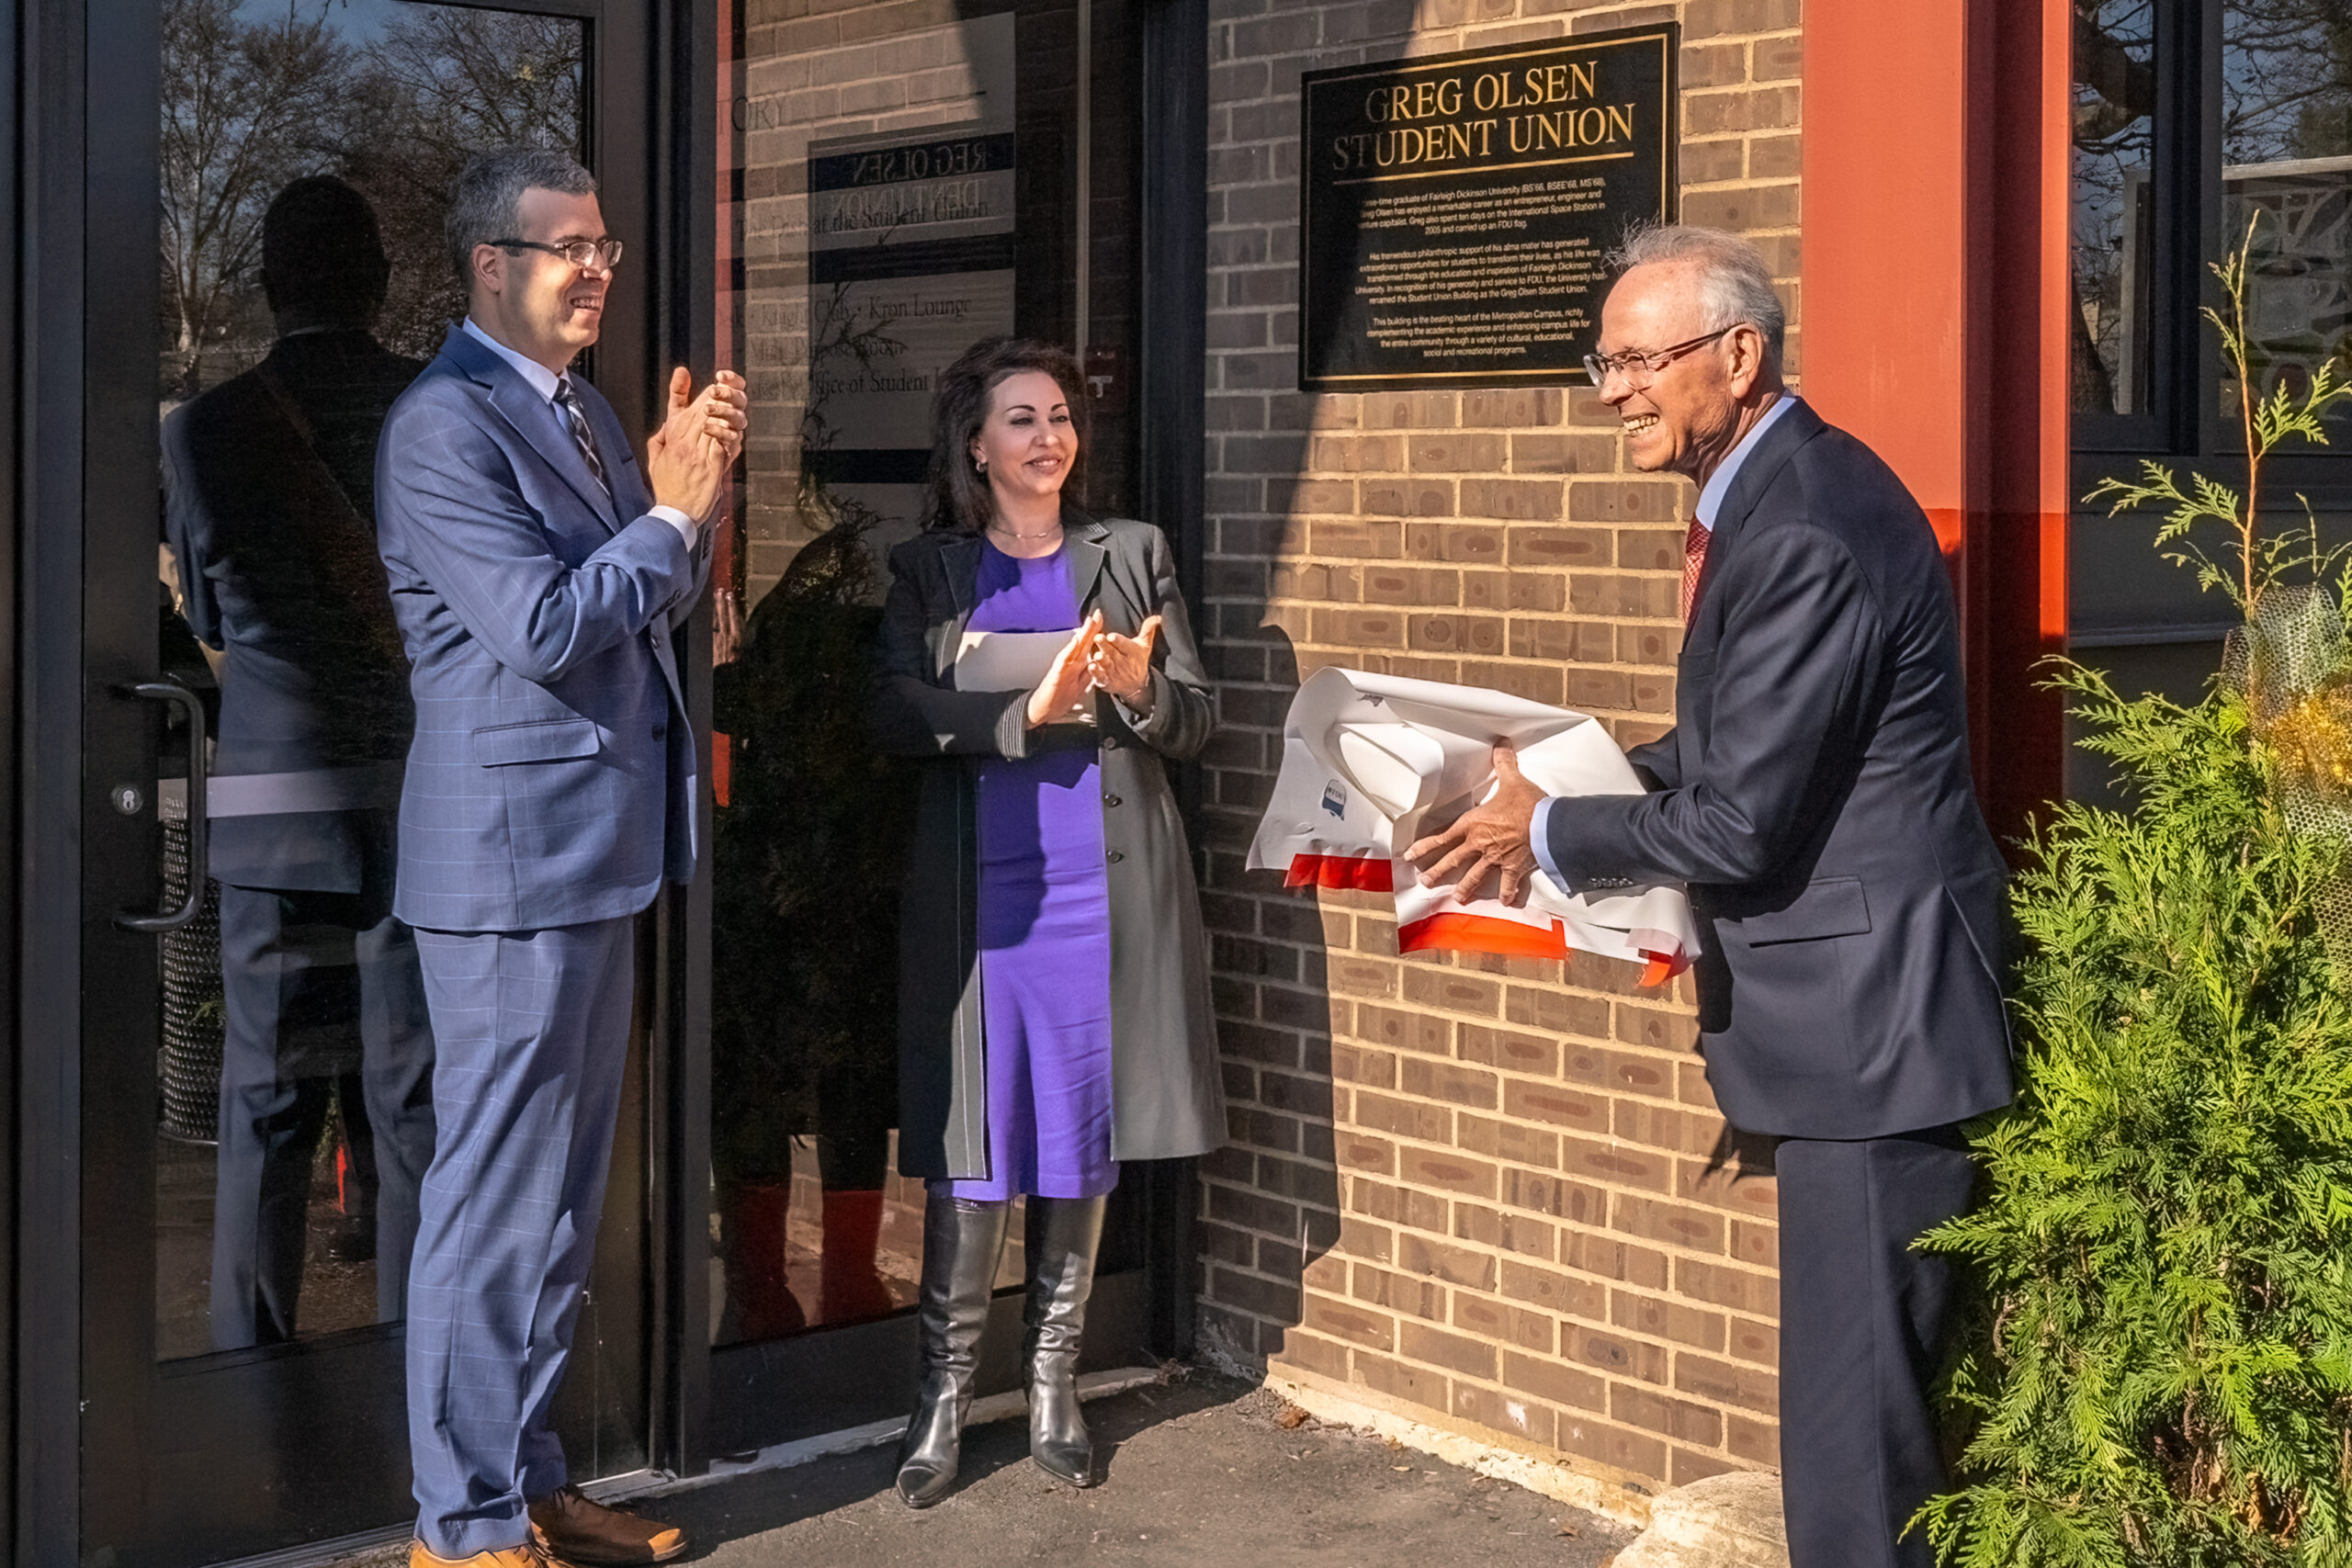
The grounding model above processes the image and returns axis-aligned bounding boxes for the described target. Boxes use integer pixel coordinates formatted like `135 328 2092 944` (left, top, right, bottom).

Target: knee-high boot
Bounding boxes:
1023 1194 1108 1487
894 1194 1012 1508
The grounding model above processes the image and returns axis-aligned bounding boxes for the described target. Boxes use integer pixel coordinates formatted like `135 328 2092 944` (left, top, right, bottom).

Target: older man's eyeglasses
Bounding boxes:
1582 325 1736 389
493 237 625 273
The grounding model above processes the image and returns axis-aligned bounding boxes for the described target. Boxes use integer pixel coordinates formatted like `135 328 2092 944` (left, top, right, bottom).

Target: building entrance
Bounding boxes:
73 0 662 1558
17 0 1201 1553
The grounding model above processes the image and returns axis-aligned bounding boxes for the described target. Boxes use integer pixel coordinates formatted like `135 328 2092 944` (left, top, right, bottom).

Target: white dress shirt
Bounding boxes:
1528 394 1804 884
460 317 697 547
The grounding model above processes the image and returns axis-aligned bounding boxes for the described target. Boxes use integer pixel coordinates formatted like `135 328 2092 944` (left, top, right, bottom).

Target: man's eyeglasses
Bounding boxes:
1582 325 1736 389
493 237 625 273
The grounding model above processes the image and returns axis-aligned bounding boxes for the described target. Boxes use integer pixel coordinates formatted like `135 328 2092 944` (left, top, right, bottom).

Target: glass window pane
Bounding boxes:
2222 1 2352 434
708 0 1145 1347
2073 0 2160 416
709 3 1027 1347
155 0 586 1361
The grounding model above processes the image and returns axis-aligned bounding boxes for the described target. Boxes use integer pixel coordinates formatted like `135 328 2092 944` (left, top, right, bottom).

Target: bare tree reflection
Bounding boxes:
339 7 585 359
161 0 351 396
160 0 584 397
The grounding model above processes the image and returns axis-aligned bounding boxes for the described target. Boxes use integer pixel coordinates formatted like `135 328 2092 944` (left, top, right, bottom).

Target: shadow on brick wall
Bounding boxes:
1190 542 1352 1371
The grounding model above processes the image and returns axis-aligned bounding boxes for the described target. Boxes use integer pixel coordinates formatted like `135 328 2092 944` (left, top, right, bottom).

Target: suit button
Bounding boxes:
1105 850 1125 864
1103 794 1122 807
1102 736 1122 750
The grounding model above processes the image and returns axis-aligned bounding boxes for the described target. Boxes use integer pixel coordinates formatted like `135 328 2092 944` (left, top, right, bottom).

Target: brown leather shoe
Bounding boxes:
527 1484 691 1566
409 1540 566 1567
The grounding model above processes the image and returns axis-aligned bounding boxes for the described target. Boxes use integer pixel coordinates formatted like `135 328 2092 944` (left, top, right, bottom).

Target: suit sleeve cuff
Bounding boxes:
649 504 699 549
1530 795 1567 885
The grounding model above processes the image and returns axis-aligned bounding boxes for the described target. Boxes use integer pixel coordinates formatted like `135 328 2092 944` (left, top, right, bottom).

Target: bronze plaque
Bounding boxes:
1298 25 1677 392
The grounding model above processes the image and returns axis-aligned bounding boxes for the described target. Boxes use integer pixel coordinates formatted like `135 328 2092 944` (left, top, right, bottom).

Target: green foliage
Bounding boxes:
2086 214 2352 612
1921 669 2352 1565
1922 204 2352 1567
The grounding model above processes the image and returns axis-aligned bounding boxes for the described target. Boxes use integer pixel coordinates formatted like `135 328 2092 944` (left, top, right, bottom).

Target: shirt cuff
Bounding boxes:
649 504 698 549
1529 795 1567 886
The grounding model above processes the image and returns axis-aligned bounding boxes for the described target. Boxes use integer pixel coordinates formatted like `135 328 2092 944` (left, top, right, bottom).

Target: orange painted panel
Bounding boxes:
1804 0 2071 842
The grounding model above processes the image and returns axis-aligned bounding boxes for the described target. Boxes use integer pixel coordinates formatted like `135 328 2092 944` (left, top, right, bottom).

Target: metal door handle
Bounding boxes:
115 677 208 932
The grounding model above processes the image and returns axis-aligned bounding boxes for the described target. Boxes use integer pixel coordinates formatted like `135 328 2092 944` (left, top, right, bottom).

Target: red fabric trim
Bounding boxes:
1283 853 1395 892
1397 912 1568 959
1399 913 1688 991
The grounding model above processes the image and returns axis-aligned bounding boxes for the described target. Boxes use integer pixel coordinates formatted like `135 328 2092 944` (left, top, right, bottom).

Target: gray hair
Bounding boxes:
446 145 597 288
1606 223 1785 363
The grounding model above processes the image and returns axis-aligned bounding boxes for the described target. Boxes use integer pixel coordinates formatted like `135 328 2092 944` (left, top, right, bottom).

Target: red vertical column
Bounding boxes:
1802 0 2070 848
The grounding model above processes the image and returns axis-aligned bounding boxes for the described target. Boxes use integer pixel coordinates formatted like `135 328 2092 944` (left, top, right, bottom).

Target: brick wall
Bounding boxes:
1193 0 1804 1496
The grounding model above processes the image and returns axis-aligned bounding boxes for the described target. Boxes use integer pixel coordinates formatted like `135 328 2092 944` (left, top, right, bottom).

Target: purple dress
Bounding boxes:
944 541 1119 1201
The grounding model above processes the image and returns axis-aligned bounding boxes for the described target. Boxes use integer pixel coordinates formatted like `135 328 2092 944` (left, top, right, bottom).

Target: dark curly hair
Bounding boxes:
923 335 1090 534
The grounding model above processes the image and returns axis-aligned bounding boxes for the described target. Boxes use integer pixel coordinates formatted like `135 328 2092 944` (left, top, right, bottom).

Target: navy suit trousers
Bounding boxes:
406 915 635 1558
1775 1128 1976 1568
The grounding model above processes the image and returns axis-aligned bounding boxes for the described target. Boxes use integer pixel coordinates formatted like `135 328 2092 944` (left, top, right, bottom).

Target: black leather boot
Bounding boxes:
1023 1194 1108 1487
894 1194 1012 1508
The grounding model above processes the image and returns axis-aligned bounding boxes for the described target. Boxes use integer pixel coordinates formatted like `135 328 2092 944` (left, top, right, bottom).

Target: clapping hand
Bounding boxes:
1026 611 1106 729
1087 615 1161 710
664 367 749 461
646 368 750 522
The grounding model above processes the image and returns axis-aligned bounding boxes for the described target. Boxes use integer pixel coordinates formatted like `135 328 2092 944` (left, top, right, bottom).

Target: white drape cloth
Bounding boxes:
1247 666 1697 983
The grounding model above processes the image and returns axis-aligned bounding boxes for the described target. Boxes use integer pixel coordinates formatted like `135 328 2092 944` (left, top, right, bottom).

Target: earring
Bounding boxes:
975 457 989 473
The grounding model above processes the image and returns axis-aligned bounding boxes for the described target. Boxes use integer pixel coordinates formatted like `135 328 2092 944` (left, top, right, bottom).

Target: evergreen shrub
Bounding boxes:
1922 219 2352 1566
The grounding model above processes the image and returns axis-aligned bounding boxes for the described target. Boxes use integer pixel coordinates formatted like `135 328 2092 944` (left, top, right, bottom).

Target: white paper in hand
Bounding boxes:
952 629 1071 692
1246 666 1697 985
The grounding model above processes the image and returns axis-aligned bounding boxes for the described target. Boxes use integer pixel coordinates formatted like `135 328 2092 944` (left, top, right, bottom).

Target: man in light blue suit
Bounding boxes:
374 146 744 1568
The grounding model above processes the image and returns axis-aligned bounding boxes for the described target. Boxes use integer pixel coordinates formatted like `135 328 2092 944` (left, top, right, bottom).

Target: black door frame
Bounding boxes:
11 0 680 1555
5 0 1206 1549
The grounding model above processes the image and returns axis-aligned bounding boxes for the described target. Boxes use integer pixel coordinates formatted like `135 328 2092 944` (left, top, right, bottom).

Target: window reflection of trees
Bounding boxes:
2223 3 2352 425
161 0 585 400
2074 0 2157 414
2224 0 2352 163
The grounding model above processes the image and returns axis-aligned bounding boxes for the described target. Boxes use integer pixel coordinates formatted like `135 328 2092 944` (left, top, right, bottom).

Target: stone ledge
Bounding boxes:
1238 1359 1661 1528
1608 1471 1788 1568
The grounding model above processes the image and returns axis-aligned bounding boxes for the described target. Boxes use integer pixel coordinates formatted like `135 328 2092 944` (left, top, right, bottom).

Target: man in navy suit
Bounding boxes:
1412 225 2012 1568
374 145 745 1568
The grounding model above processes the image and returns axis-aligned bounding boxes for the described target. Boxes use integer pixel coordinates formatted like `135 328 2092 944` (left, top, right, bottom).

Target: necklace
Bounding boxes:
988 522 1062 543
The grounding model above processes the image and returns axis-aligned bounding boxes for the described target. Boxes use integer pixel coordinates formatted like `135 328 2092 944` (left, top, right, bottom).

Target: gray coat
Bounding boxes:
872 511 1226 1180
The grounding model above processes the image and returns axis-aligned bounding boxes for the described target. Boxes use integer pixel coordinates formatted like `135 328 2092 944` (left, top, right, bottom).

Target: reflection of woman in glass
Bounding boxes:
872 337 1223 1506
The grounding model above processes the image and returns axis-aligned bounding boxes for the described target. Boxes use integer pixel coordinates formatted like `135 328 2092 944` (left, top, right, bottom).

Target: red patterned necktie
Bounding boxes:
1680 518 1710 623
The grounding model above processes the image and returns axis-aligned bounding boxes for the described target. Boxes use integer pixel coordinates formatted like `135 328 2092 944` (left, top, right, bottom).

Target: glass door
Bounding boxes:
699 0 1171 1453
76 0 662 1557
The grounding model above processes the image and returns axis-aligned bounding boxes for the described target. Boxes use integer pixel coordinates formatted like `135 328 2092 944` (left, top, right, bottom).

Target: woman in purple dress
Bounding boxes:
872 339 1222 1506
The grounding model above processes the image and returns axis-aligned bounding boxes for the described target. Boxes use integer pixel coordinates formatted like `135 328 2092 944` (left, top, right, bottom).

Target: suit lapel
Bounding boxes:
442 326 625 535
935 535 983 680
1064 510 1111 622
1688 399 1826 627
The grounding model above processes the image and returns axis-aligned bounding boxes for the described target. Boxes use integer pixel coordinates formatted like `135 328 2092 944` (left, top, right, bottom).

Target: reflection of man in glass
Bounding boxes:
163 175 437 1350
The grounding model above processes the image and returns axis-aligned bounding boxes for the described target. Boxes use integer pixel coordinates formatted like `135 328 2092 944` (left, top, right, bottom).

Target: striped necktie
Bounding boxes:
1680 518 1710 623
552 377 611 496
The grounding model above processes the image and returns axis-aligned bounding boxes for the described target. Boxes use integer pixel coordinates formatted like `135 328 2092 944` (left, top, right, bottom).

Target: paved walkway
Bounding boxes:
344 1372 1634 1567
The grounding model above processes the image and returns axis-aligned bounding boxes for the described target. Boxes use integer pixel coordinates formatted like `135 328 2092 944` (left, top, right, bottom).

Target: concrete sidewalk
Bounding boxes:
344 1372 1636 1566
